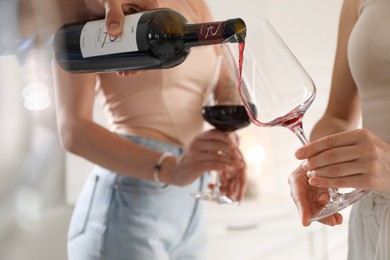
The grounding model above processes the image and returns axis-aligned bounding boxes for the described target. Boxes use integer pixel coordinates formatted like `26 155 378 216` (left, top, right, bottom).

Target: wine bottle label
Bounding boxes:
80 13 143 58
198 22 224 45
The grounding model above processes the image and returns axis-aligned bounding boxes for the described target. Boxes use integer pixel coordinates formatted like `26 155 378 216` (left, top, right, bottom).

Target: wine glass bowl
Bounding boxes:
221 20 367 221
222 23 316 129
202 105 250 132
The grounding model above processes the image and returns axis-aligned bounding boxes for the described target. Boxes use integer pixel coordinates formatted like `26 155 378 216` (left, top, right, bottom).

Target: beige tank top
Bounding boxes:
348 0 390 142
348 1 390 259
95 0 222 146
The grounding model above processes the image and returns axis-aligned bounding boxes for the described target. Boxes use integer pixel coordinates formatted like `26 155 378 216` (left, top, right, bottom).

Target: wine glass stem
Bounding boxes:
213 172 221 193
292 124 339 201
293 125 309 145
328 187 341 201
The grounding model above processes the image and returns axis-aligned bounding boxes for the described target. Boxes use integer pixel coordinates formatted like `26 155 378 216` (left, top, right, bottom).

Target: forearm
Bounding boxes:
309 0 361 143
61 118 164 180
309 114 358 142
53 61 166 182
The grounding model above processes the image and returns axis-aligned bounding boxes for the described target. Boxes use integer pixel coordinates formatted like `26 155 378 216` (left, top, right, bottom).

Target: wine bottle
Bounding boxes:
53 8 246 73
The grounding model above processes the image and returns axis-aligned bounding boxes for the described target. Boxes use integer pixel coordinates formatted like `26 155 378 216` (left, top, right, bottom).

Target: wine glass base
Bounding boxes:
192 192 240 205
310 190 369 222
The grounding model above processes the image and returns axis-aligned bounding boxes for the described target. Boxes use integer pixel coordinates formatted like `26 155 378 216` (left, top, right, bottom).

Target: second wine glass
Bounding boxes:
192 60 250 205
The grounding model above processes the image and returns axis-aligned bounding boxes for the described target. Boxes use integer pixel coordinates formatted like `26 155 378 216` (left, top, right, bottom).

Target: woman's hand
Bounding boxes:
218 155 246 202
83 0 159 36
162 130 246 191
288 164 343 226
289 128 390 225
296 129 390 193
215 132 247 202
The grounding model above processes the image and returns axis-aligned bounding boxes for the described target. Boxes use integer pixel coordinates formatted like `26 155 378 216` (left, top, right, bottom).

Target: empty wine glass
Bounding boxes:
192 57 250 205
221 20 368 221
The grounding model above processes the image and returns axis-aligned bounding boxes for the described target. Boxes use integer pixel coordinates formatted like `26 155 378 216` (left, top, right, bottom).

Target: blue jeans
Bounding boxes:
67 135 208 260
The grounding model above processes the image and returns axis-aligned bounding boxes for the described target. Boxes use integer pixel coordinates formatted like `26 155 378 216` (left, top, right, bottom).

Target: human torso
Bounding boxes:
95 0 220 147
348 0 390 142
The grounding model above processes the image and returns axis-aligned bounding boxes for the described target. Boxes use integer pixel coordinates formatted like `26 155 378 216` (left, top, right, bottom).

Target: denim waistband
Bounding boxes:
120 134 183 156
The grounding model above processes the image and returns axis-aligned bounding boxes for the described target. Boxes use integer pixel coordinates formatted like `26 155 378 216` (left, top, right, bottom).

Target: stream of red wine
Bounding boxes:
238 41 245 93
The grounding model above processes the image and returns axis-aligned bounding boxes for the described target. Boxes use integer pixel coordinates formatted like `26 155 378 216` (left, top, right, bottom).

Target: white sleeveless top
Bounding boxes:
348 0 390 259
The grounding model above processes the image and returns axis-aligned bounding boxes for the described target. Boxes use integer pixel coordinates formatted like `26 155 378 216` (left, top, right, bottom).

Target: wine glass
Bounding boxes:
221 20 368 221
192 60 250 205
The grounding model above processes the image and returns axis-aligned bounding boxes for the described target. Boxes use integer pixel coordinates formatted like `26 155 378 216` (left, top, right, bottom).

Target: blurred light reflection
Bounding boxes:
247 144 266 166
22 82 51 111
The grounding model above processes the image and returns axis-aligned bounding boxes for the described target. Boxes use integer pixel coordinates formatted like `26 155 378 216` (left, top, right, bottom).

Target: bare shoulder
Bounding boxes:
343 0 362 17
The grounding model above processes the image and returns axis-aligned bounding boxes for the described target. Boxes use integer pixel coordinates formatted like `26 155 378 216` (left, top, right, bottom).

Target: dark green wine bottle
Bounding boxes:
53 8 246 73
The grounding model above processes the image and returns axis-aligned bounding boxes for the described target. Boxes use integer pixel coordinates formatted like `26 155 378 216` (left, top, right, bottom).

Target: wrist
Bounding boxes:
153 152 175 184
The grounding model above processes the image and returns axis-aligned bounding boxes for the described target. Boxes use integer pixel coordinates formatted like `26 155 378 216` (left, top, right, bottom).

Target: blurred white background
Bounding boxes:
0 0 349 259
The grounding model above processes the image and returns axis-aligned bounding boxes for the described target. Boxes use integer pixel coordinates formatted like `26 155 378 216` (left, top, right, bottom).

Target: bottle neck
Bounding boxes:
184 18 246 48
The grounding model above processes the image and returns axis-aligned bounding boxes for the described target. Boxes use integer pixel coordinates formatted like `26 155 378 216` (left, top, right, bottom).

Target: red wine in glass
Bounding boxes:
202 105 250 131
